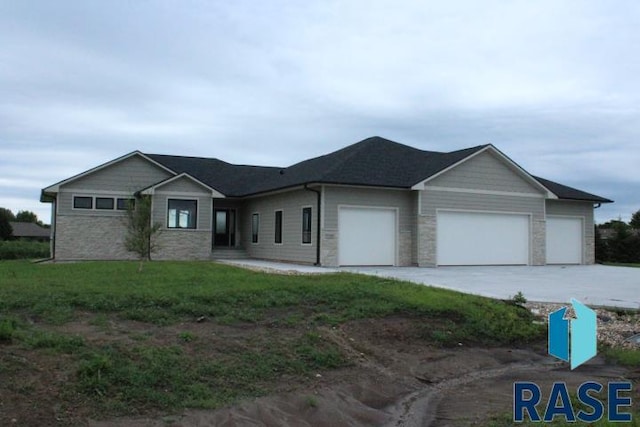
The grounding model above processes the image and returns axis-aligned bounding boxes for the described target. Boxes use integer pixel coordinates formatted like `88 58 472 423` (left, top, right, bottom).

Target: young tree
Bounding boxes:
15 210 39 224
0 208 13 240
124 197 161 271
630 209 640 229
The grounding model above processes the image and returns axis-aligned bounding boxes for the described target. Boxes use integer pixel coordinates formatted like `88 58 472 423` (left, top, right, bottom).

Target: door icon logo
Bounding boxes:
548 298 597 369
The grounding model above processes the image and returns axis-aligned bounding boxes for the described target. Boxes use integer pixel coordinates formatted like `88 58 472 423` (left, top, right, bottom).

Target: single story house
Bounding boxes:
8 221 51 242
40 137 612 267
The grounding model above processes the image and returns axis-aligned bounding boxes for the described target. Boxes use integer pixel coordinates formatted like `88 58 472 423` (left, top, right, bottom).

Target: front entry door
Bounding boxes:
214 209 236 247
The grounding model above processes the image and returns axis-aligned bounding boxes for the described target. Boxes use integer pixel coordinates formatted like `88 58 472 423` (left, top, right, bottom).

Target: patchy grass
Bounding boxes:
603 346 640 367
0 260 545 420
0 261 543 345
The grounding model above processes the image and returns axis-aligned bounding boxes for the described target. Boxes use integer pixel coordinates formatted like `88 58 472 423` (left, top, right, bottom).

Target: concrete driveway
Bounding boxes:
342 265 640 309
221 260 639 309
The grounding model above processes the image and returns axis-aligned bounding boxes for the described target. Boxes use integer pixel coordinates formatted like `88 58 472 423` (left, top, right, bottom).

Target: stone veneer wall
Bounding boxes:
153 231 211 261
56 215 211 261
55 215 136 260
531 219 546 266
416 215 437 267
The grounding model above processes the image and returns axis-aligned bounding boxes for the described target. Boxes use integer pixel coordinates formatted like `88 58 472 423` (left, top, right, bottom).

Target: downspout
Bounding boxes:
304 184 321 266
52 196 57 260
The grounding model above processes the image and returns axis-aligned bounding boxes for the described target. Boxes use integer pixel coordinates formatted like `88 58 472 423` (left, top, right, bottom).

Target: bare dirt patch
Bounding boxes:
1 314 638 426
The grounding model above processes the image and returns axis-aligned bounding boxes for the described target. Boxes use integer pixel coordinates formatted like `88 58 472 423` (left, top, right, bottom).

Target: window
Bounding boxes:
96 197 115 210
167 199 197 229
251 213 259 243
274 210 283 244
117 198 135 211
302 207 312 244
73 196 93 209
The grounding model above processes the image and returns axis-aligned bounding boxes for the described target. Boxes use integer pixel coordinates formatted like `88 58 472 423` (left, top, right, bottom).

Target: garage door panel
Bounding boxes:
338 208 396 266
437 211 530 266
547 217 582 264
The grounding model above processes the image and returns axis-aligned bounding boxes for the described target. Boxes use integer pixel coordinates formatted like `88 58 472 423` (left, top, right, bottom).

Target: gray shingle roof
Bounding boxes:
9 222 50 239
146 136 611 203
533 176 613 203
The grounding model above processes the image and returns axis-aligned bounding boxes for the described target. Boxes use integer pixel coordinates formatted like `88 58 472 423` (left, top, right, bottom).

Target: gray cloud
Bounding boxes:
1 0 638 223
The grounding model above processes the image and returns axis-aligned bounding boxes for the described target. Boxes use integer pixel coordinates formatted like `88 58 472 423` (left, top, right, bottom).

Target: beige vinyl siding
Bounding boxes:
57 156 173 216
241 190 317 263
322 186 414 266
427 150 543 194
62 155 172 192
421 190 545 216
546 200 595 264
153 176 211 194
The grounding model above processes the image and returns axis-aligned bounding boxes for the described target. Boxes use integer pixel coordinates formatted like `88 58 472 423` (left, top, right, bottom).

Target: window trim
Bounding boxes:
251 212 260 244
167 198 198 230
116 198 136 211
274 209 284 245
95 197 115 210
72 195 93 210
302 206 312 245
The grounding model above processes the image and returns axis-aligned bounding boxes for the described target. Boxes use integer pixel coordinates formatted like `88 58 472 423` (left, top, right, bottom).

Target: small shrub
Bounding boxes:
304 395 318 408
511 291 527 305
178 331 196 343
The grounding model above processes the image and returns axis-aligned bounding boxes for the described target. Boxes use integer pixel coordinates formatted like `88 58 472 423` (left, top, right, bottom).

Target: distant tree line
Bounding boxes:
0 208 48 241
595 209 640 263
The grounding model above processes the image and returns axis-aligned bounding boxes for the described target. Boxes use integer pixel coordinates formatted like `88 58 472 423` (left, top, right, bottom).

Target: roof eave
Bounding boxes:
557 196 614 204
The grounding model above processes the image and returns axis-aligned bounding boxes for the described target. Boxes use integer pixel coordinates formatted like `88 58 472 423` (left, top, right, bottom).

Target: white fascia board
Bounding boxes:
140 173 226 198
42 151 177 194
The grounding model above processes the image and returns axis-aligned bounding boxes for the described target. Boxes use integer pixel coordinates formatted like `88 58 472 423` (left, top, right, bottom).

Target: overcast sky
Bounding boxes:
1 1 638 224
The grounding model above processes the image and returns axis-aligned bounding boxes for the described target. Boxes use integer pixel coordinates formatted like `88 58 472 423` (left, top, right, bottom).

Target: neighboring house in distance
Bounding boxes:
9 222 51 242
40 137 612 267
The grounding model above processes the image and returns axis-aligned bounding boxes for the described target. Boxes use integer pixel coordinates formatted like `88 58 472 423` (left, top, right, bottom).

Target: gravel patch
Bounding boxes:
526 302 640 349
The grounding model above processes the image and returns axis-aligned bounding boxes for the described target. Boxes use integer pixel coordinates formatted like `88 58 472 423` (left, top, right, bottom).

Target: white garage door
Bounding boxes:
437 211 530 266
338 207 396 266
546 217 583 264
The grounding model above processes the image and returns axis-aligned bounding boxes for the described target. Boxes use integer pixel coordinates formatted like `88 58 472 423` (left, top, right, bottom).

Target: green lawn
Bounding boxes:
0 260 542 341
0 260 545 420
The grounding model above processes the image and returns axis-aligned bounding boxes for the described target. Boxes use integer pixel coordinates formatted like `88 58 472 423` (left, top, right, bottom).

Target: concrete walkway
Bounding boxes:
219 260 640 309
218 259 338 274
